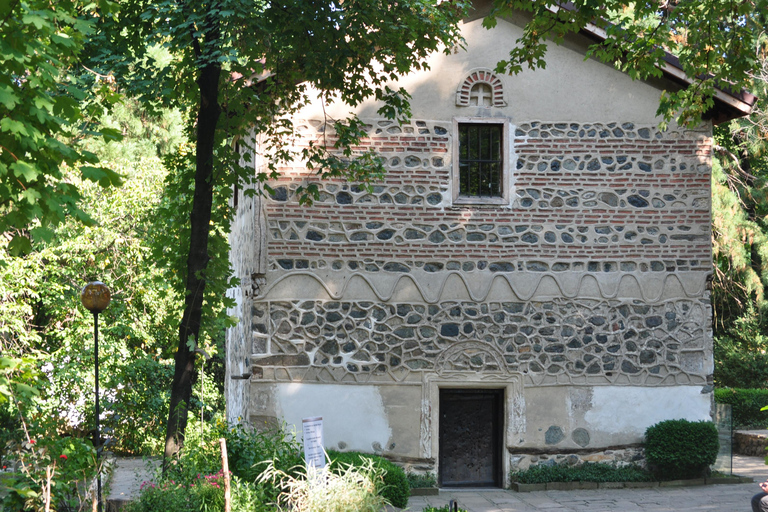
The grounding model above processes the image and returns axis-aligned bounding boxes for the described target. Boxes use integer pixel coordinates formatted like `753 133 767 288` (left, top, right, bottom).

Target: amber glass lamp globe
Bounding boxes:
81 282 111 313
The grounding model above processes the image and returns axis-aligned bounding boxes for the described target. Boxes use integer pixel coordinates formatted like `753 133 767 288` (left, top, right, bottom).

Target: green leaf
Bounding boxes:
0 118 29 137
8 234 33 256
0 85 18 109
80 166 124 187
21 14 49 30
0 356 20 370
100 127 124 142
21 187 42 204
14 383 39 396
10 161 40 182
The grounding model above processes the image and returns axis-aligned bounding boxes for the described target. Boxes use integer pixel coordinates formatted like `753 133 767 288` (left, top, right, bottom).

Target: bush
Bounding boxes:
509 462 653 484
225 423 302 483
124 472 264 512
0 435 99 512
714 388 768 428
715 349 768 389
104 357 173 455
644 419 719 479
406 472 436 489
327 450 409 508
128 421 301 512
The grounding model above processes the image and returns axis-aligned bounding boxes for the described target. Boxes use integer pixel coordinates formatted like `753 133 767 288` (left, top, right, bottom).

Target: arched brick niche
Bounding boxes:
456 69 506 107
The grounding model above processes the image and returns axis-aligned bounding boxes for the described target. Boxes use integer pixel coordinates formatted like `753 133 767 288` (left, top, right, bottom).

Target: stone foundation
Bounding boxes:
509 446 646 473
734 431 768 456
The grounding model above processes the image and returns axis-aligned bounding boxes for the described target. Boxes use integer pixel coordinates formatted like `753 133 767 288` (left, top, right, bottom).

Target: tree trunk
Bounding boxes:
163 50 222 465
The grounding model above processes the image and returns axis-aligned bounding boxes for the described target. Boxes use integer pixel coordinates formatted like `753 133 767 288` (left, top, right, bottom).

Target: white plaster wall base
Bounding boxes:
274 383 394 454
519 384 712 450
582 385 711 436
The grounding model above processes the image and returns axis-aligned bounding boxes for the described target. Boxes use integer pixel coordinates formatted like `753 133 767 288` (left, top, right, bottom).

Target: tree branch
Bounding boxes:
0 0 21 32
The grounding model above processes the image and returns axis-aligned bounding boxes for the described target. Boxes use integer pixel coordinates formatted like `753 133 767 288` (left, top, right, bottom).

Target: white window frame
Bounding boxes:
452 117 512 206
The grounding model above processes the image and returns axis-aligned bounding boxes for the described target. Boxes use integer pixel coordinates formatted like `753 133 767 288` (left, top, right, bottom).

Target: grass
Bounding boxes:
406 472 437 489
510 462 654 484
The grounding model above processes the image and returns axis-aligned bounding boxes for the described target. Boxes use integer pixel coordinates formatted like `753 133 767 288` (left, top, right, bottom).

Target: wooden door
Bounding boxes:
438 388 503 487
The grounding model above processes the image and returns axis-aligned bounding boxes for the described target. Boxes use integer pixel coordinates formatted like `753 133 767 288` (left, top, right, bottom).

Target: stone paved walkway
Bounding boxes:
107 456 160 508
106 454 767 511
405 454 766 512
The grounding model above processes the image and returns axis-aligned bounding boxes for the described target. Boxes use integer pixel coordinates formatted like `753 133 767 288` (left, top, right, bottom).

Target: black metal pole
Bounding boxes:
94 311 102 512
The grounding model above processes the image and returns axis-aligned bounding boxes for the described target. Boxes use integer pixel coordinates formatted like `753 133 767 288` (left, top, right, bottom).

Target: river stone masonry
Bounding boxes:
225 114 714 475
221 5 758 483
242 116 713 389
251 297 709 387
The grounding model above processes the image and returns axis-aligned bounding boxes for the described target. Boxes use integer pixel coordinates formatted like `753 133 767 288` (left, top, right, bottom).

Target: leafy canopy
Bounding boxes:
86 0 471 458
486 0 766 127
0 0 123 254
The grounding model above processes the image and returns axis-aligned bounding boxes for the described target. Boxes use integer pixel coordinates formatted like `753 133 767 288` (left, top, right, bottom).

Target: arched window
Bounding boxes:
456 69 506 107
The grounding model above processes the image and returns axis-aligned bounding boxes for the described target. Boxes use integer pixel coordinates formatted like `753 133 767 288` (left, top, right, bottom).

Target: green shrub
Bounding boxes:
225 423 303 483
327 450 409 508
124 480 195 512
644 419 719 479
128 421 301 512
406 472 436 488
509 462 653 484
0 435 99 512
161 420 302 506
715 349 768 389
105 357 173 455
714 388 768 428
123 472 265 512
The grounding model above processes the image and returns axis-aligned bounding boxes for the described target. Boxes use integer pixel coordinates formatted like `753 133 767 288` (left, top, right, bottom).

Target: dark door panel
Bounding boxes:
439 388 503 487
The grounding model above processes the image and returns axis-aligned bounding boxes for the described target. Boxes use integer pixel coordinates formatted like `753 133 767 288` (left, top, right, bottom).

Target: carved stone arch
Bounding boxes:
456 69 506 107
434 340 508 375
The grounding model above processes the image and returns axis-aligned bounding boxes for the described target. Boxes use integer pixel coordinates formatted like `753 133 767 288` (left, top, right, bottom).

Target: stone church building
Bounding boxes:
225 2 754 487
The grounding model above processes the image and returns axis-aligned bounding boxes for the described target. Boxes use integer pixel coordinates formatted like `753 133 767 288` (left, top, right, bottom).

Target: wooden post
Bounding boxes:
219 438 231 512
44 466 51 512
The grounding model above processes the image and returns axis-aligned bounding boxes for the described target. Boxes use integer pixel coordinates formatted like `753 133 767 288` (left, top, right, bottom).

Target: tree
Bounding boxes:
486 0 767 127
92 0 768 462
712 43 768 331
8 0 767 461
710 40 768 386
0 0 122 255
0 98 190 455
89 0 470 462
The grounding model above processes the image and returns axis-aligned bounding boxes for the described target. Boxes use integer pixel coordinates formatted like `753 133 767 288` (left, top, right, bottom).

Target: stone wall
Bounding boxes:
244 117 713 389
264 119 712 263
509 446 646 473
734 431 768 456
250 297 709 387
227 114 714 472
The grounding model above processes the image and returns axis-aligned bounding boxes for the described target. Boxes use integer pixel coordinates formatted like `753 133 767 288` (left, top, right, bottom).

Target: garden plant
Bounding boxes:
644 419 719 479
509 462 654 485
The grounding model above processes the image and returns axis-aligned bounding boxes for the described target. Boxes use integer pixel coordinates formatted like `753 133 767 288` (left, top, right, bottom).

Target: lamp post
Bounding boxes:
81 282 111 512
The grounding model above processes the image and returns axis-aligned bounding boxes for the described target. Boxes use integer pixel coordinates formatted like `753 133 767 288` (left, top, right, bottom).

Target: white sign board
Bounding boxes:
302 416 326 469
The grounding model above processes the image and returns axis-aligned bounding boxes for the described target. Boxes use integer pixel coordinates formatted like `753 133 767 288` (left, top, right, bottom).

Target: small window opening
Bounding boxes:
458 123 503 198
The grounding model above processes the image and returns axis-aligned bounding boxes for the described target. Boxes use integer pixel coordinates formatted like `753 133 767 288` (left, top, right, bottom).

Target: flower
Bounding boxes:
29 439 35 445
60 454 68 460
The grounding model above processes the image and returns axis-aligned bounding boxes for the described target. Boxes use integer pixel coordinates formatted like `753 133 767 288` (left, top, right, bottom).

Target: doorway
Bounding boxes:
438 388 503 487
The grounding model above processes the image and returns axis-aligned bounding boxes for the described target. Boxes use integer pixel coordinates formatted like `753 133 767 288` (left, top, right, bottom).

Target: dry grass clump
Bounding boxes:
260 459 386 512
